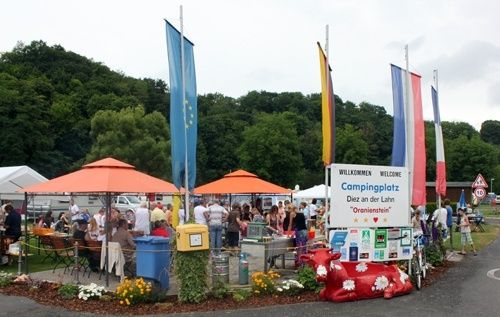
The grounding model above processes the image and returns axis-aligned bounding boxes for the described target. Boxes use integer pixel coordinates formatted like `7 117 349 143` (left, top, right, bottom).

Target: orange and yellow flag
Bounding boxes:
318 43 335 165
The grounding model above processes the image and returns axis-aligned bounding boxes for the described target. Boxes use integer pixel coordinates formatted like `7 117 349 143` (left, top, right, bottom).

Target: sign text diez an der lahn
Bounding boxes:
330 164 410 228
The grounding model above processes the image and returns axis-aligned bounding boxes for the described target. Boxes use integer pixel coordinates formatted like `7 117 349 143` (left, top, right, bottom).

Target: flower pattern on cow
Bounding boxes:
355 262 368 273
373 275 389 291
342 279 355 291
329 262 342 271
317 265 327 277
399 271 409 284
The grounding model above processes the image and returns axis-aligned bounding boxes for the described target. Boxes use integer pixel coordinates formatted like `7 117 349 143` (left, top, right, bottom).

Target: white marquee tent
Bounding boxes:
294 184 331 199
0 166 47 200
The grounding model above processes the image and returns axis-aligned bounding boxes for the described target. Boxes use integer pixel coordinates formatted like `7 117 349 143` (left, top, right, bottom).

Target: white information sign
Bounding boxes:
329 163 410 228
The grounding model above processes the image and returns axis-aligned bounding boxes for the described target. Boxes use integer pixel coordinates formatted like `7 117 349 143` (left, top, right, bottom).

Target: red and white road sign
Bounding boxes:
472 174 488 188
474 187 486 199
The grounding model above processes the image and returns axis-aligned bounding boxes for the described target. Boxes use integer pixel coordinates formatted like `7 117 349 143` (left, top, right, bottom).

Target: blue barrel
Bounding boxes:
134 236 170 290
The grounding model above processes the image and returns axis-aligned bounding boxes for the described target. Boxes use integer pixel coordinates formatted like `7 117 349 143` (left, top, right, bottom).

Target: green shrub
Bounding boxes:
58 283 79 299
232 288 252 302
0 272 14 287
297 266 322 293
211 279 230 299
425 244 444 267
175 250 209 303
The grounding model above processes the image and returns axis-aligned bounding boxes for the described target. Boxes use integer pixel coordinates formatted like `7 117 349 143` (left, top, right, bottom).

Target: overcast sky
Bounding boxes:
1 0 499 130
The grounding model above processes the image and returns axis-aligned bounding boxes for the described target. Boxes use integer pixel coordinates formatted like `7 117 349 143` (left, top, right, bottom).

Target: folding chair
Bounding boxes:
71 238 90 275
471 215 485 232
39 235 56 263
86 239 102 278
50 236 74 273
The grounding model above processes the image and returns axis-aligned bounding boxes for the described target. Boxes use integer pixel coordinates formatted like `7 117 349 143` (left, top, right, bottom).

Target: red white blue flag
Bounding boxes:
390 64 426 206
432 86 446 197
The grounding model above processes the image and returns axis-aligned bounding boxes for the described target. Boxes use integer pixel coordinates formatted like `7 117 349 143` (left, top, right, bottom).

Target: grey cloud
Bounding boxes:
419 41 500 85
487 82 500 107
385 35 426 51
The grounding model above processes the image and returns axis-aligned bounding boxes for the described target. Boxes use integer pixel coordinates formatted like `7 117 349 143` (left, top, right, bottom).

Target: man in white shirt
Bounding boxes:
179 203 190 225
309 199 318 219
194 200 208 225
204 200 228 255
432 202 448 239
134 201 150 235
93 208 106 241
69 198 81 222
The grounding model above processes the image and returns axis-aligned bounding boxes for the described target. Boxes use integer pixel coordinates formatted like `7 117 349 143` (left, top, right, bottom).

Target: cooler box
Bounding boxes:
134 236 170 290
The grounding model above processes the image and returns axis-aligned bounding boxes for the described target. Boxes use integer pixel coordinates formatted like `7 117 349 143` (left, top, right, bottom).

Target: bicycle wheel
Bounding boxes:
420 249 427 279
411 257 422 290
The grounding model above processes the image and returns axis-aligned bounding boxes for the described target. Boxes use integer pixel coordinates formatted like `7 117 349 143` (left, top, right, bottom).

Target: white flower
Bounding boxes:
374 276 389 291
355 262 368 273
399 271 409 284
283 285 289 290
277 287 283 292
342 279 356 291
316 265 327 277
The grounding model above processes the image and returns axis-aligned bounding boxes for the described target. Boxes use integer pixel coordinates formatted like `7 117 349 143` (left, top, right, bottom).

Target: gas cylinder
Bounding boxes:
238 252 249 285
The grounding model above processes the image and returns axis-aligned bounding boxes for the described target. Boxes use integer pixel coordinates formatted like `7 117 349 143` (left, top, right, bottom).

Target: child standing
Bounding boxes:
458 208 477 256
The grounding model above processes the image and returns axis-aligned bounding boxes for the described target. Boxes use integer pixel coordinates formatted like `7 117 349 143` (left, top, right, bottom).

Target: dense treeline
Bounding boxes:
0 41 499 189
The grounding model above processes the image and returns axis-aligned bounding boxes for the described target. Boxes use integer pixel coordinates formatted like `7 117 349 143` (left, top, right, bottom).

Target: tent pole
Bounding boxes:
24 192 29 274
105 192 111 287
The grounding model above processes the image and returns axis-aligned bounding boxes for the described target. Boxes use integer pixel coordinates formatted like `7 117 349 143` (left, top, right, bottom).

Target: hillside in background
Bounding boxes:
0 41 498 188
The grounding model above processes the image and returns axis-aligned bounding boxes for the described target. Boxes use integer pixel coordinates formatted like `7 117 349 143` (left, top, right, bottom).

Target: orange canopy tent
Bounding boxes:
21 157 178 194
19 157 178 286
194 169 291 194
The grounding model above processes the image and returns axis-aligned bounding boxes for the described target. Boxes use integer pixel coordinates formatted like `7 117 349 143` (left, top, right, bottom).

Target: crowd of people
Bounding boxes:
411 198 477 256
190 198 327 267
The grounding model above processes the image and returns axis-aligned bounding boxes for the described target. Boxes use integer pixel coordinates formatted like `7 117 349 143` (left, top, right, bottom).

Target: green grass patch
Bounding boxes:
479 205 500 218
445 223 500 252
1 237 57 274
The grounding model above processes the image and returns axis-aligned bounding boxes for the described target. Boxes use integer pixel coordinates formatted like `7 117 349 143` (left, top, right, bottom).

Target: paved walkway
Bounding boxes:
1 236 500 316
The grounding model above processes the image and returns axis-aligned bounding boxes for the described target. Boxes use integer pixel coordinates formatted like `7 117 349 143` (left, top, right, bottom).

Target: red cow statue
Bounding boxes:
300 248 413 302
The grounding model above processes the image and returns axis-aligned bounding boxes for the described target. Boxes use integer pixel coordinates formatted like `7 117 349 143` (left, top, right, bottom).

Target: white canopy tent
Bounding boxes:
294 184 331 199
0 166 70 215
0 166 47 200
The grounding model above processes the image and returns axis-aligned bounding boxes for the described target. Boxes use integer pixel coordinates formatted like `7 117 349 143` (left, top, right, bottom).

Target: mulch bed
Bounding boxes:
0 281 319 315
0 262 453 315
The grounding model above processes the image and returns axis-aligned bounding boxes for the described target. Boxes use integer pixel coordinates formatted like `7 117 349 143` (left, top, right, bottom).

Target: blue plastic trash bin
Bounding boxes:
134 236 170 290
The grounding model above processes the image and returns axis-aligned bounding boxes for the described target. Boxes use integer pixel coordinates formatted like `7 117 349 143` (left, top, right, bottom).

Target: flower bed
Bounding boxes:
0 260 454 315
0 281 319 315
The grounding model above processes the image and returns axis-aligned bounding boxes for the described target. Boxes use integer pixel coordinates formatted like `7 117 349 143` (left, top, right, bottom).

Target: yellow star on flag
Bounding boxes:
353 218 358 223
363 218 368 223
383 218 388 222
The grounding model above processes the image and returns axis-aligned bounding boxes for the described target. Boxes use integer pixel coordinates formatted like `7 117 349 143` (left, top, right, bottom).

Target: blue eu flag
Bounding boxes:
165 20 197 191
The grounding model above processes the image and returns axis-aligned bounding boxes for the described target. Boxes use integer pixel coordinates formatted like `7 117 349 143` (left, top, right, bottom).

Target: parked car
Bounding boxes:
113 195 141 212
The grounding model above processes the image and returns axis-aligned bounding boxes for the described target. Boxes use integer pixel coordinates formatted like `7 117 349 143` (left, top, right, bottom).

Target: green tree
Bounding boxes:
446 135 498 181
238 112 303 187
86 106 171 179
335 124 369 164
480 120 500 145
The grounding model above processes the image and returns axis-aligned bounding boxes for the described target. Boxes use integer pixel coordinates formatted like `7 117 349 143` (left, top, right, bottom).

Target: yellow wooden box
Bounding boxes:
176 224 209 251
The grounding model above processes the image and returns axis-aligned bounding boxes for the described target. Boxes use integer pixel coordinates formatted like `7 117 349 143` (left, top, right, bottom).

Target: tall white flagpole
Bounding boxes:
434 69 440 210
324 24 330 215
180 5 189 221
404 45 412 210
